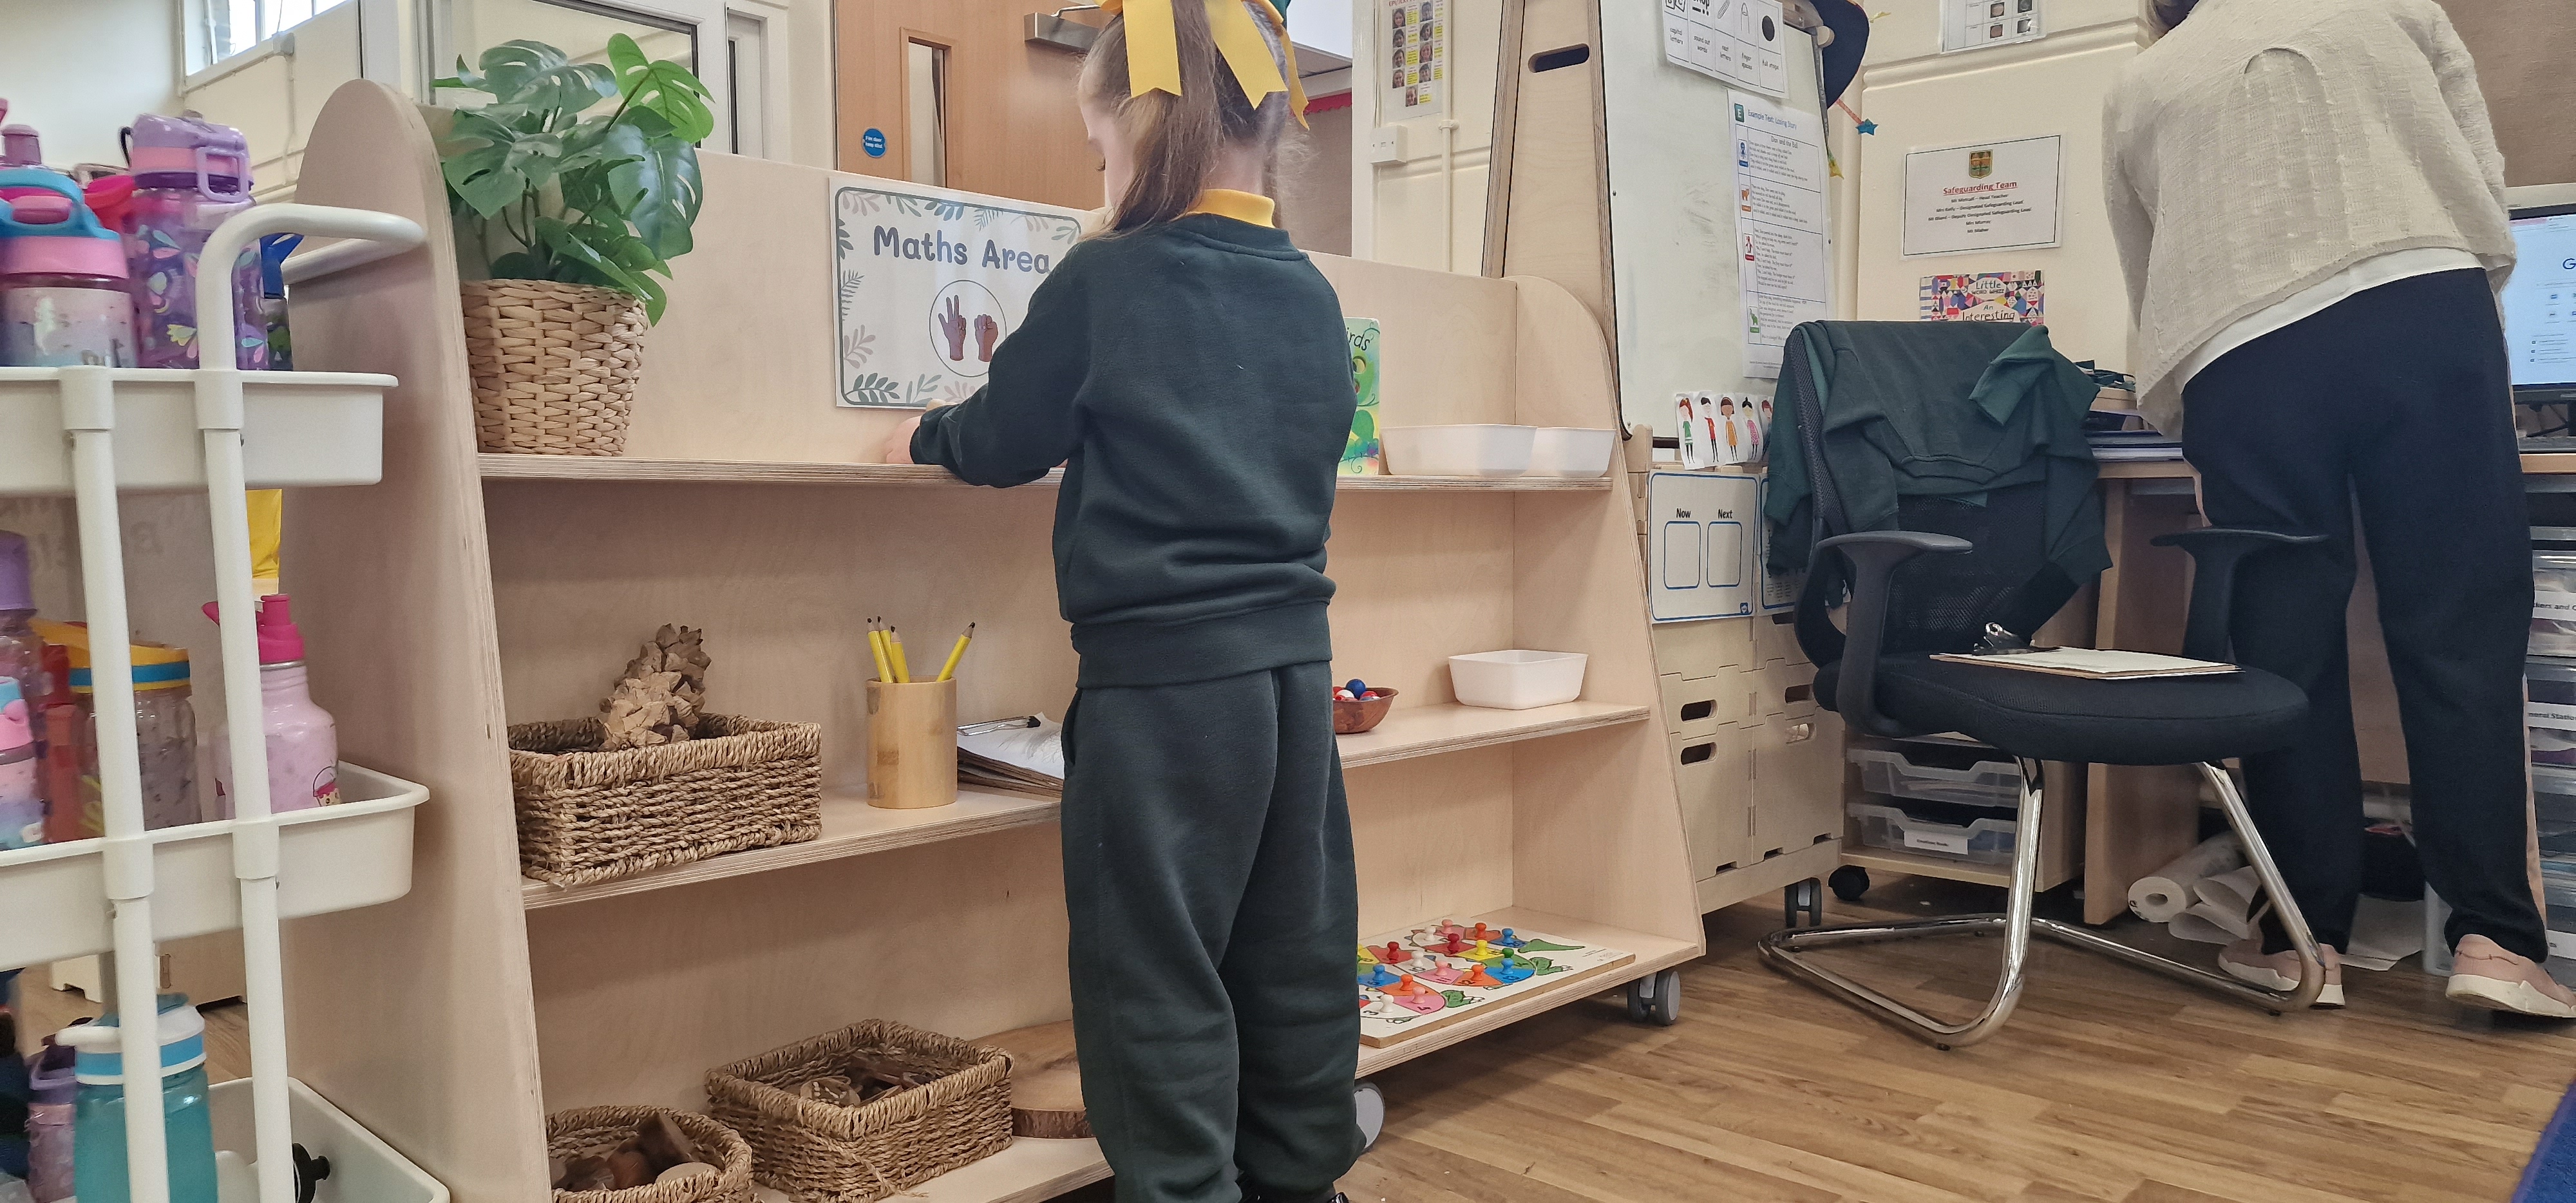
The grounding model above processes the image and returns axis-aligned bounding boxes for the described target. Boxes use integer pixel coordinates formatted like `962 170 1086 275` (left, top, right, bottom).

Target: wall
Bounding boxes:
781 0 837 168
182 1 369 199
2434 0 2576 187
0 0 180 167
1845 0 2145 371
1280 96 1354 254
1353 0 1501 270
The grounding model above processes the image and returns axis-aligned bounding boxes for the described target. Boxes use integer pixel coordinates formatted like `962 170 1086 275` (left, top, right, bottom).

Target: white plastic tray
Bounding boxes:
0 368 390 497
1848 746 2023 808
1849 799 2018 865
0 763 426 970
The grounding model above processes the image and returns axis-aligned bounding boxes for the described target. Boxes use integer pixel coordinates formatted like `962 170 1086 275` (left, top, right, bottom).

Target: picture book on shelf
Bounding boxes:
1343 317 1383 475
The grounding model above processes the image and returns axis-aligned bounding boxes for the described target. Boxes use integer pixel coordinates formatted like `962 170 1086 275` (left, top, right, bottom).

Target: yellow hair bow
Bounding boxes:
1098 0 1309 127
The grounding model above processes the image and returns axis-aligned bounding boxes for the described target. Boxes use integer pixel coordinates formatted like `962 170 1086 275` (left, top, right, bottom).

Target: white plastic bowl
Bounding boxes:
1450 649 1589 710
1525 427 1616 478
1382 424 1535 478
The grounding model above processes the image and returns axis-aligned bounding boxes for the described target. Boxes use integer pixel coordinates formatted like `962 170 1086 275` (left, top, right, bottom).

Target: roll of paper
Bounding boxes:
2127 833 2244 923
2171 898 2261 945
2195 864 2261 918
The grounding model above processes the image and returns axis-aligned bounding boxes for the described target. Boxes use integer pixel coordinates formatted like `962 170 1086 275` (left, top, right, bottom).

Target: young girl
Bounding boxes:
884 2 1365 1198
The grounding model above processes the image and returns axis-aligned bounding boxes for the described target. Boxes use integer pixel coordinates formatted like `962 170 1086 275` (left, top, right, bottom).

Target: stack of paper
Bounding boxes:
958 717 1065 798
1930 647 2237 679
2088 428 2184 462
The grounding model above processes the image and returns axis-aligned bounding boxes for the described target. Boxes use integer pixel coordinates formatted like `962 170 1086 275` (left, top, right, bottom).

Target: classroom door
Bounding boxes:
834 0 1105 210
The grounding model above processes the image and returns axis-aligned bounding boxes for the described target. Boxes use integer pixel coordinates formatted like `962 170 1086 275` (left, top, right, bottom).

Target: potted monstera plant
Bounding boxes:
437 35 710 455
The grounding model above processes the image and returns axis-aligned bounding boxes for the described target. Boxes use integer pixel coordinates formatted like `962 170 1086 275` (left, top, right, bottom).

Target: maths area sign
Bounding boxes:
829 177 1086 408
1900 134 2063 258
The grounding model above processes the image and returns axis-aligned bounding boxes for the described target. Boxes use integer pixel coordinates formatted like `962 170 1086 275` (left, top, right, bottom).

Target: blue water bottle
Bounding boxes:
59 994 218 1203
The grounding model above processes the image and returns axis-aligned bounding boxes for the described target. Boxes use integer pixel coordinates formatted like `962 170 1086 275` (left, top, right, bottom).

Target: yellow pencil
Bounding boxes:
867 620 893 682
889 627 913 684
936 622 976 682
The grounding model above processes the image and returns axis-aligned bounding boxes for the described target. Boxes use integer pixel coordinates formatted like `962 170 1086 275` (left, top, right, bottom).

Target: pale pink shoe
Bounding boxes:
2218 938 2344 1008
2445 934 2576 1019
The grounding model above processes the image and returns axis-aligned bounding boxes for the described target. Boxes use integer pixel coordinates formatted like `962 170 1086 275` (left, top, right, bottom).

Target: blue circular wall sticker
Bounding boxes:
862 128 887 158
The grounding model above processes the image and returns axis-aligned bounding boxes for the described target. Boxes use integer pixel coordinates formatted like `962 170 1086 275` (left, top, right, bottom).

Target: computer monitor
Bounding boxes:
2505 200 2576 407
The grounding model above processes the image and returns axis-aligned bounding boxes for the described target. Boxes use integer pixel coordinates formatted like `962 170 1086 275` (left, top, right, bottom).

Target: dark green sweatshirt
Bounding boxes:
911 214 1355 688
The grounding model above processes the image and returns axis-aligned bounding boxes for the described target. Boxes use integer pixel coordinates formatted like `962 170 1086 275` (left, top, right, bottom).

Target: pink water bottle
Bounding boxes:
202 594 339 817
0 169 135 368
123 113 263 370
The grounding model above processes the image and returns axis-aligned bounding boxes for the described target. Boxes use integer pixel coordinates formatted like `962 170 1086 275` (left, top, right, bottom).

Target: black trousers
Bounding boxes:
1060 661 1361 1203
2181 267 2549 962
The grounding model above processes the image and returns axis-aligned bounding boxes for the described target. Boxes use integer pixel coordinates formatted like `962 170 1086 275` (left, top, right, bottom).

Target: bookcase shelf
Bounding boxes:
477 453 1613 491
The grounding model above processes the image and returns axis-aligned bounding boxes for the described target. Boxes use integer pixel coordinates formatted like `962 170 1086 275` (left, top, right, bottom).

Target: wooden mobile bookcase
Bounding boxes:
263 82 1706 1203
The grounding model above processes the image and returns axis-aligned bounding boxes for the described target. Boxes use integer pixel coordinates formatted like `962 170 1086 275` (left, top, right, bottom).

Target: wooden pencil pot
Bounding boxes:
866 679 958 810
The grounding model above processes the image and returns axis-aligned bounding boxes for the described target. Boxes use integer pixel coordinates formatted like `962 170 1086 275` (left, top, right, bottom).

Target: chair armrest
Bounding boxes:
1818 531 1972 737
2150 527 2329 662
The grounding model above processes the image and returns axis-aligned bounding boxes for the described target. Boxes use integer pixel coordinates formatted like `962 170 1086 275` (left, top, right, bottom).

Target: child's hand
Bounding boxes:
884 416 923 464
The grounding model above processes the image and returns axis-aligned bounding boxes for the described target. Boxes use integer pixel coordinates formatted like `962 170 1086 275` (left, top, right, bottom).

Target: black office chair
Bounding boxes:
1757 481 2334 1049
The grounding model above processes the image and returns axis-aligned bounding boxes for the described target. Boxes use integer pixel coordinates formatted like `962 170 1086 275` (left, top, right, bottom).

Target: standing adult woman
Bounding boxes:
2105 0 2573 1017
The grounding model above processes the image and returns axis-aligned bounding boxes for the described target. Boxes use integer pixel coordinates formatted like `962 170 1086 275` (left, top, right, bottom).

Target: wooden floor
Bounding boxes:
12 963 250 1082
17 875 2571 1203
1074 875 2573 1203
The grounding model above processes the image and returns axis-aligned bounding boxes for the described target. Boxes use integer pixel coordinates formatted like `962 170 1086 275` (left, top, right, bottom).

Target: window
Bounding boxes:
200 0 354 69
905 39 949 187
726 12 767 157
439 0 697 106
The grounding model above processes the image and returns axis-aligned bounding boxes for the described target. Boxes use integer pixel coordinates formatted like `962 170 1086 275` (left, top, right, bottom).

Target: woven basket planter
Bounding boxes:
462 278 647 456
511 714 822 888
547 1106 756 1203
705 1020 1014 1203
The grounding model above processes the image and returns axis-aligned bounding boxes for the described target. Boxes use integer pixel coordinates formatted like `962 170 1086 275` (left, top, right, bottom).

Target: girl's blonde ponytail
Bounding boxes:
1083 1 1295 233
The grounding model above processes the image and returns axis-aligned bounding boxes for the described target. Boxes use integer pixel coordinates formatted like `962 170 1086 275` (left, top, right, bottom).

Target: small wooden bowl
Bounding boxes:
1334 687 1397 735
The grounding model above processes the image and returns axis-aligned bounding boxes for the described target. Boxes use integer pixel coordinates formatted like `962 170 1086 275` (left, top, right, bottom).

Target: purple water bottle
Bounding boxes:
26 1041 77 1202
123 114 263 370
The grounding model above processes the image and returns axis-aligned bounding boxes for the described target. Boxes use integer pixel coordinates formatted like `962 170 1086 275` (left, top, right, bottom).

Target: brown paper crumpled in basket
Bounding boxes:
705 1019 1015 1203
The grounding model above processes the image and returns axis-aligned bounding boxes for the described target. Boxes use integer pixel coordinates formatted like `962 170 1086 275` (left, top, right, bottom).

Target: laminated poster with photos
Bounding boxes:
1383 0 1446 116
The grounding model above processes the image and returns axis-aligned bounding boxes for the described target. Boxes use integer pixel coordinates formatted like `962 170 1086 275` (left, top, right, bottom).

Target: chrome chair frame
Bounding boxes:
1759 757 2325 1049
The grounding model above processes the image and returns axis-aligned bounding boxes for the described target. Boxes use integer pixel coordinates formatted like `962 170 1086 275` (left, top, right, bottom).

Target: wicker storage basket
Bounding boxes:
705 1020 1014 1203
511 714 822 887
547 1106 756 1203
462 278 647 456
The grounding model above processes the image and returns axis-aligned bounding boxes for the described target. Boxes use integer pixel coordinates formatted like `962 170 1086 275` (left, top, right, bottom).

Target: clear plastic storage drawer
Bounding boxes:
1849 799 2019 865
1847 745 2023 808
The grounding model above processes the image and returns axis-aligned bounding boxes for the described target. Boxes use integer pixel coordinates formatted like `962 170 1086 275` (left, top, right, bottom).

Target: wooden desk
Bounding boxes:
2079 451 2575 922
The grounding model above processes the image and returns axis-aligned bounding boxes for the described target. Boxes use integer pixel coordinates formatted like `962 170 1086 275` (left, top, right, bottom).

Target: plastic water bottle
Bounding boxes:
0 170 135 369
59 996 218 1203
0 679 38 849
24 1043 75 1203
202 594 339 817
122 115 261 370
0 531 41 747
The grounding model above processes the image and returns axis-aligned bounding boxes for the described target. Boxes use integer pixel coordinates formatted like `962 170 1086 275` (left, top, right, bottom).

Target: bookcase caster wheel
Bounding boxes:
1830 865 1871 902
1624 968 1682 1026
1354 1080 1385 1153
1783 878 1824 928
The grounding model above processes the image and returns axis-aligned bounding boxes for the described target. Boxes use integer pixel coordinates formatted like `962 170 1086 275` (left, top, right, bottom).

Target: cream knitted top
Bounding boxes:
2103 0 2513 435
